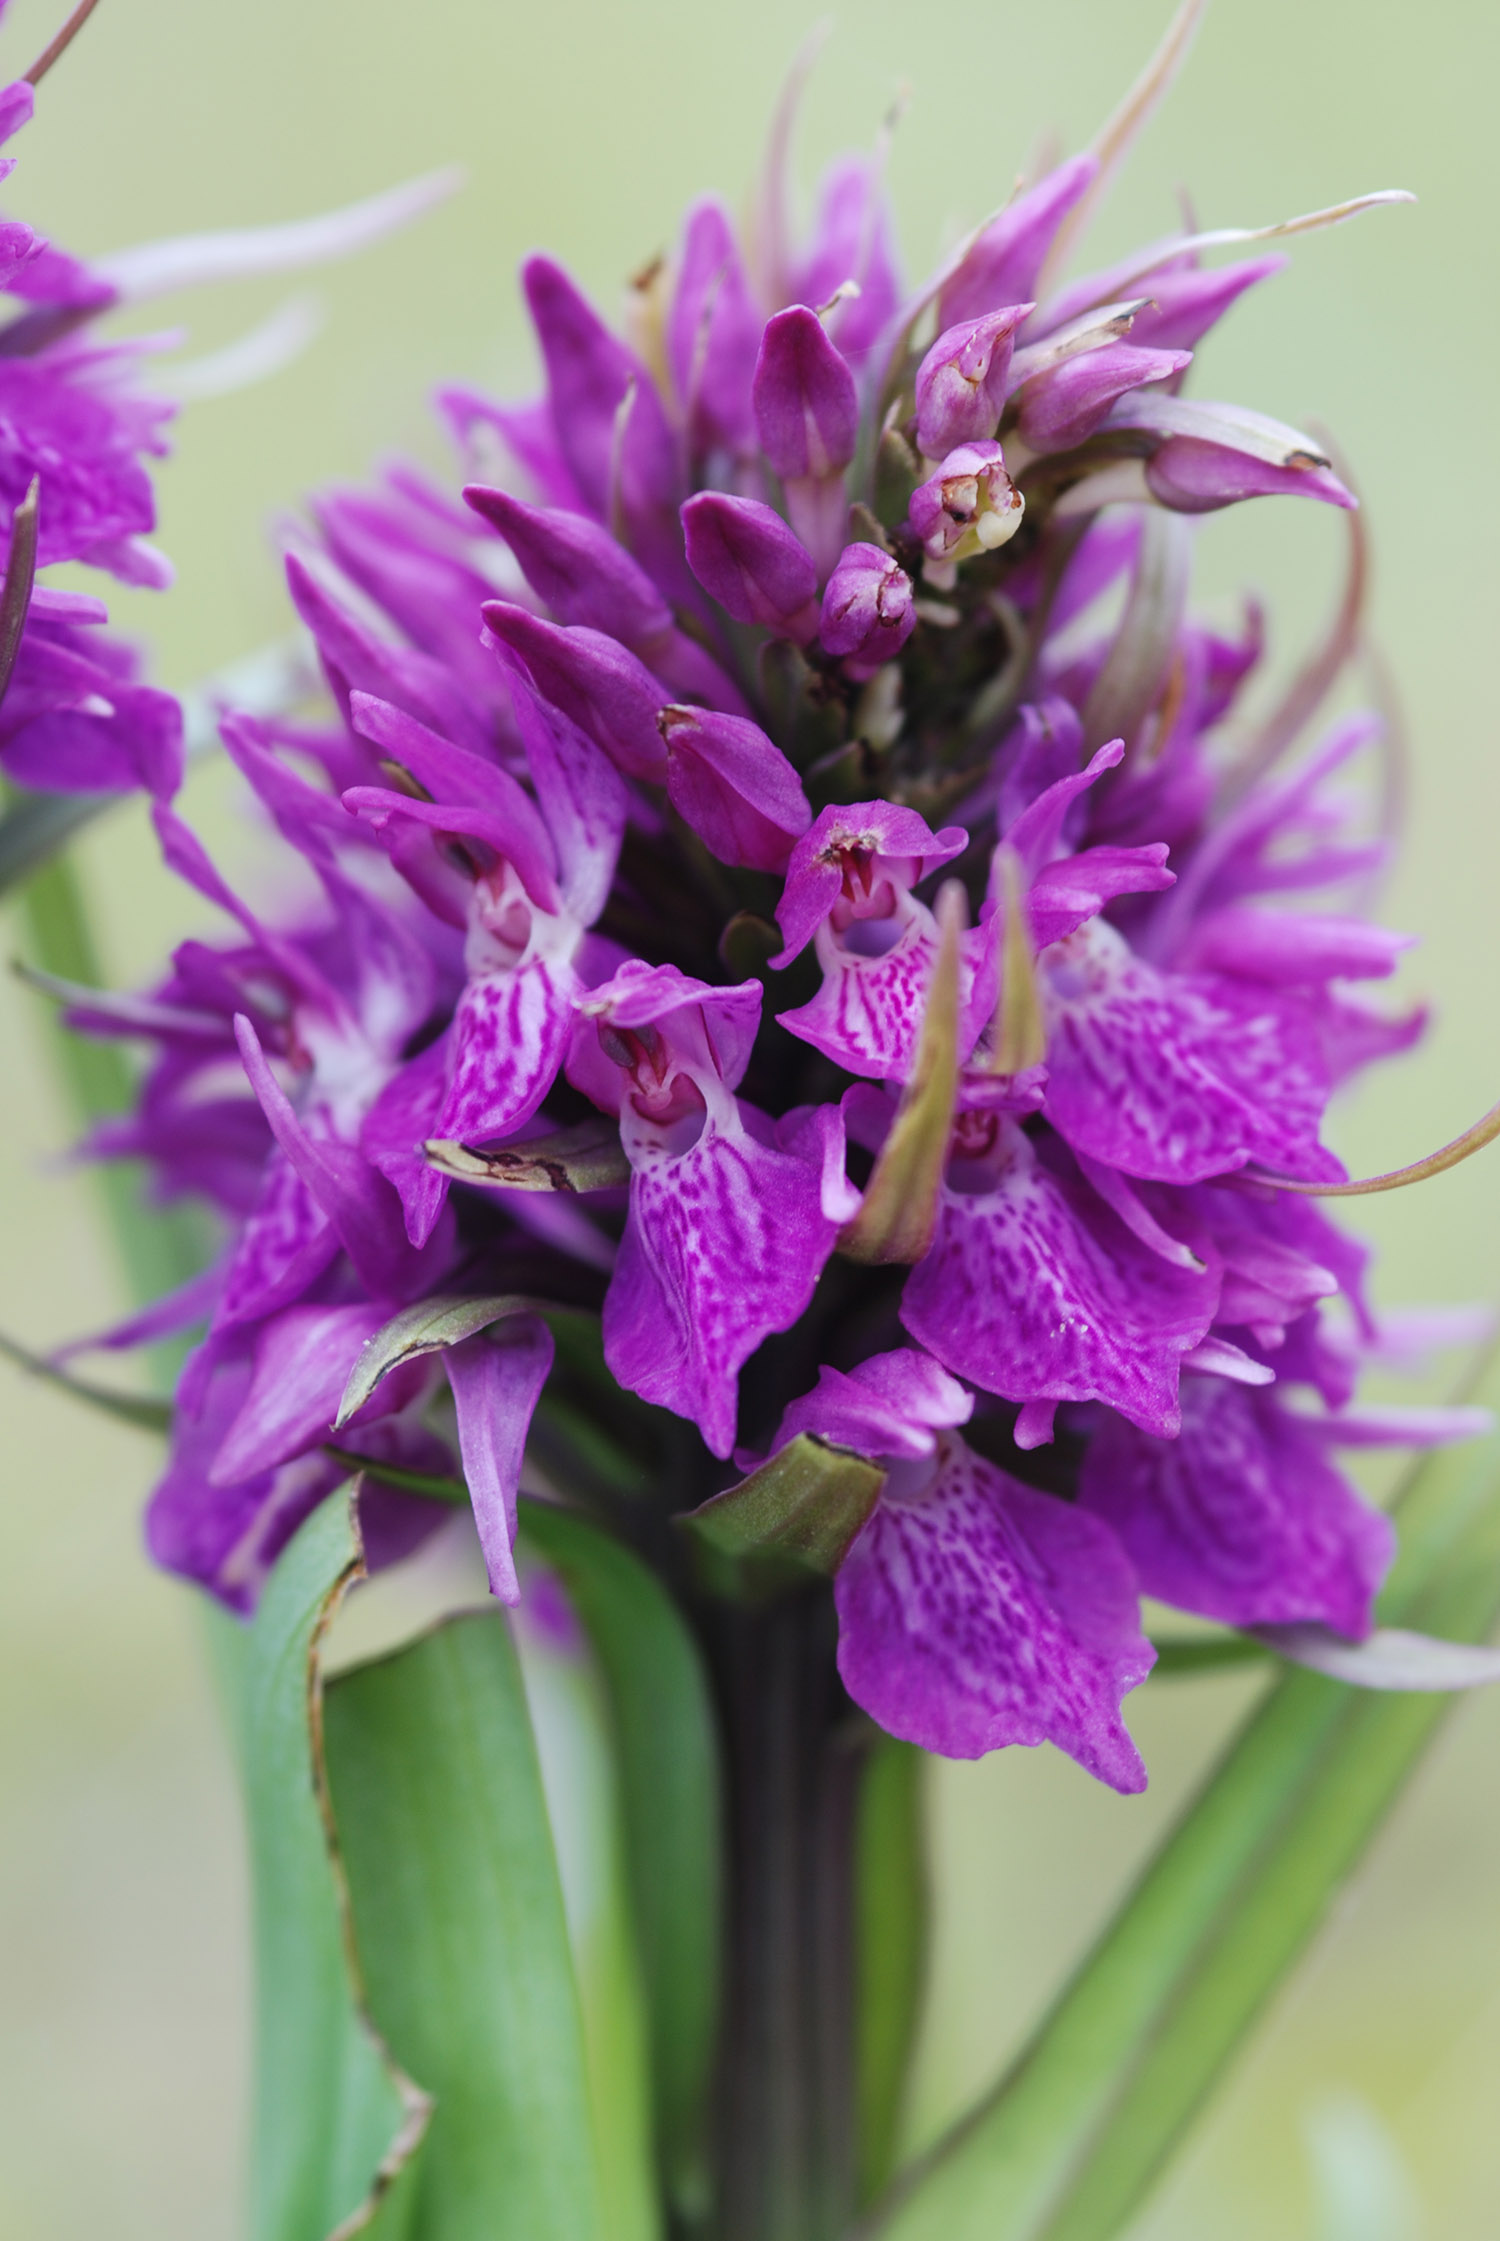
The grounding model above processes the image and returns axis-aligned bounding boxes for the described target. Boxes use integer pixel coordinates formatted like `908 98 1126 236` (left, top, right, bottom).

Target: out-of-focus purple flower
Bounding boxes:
1076 1376 1397 1638
0 80 184 795
937 153 1098 329
0 588 182 794
789 153 902 371
668 198 762 460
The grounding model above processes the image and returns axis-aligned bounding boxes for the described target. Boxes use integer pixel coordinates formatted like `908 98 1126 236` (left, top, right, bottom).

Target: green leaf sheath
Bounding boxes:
323 1609 609 2241
863 1421 1500 2241
233 1493 429 2241
683 1434 886 1596
520 1499 724 2222
854 1739 929 2208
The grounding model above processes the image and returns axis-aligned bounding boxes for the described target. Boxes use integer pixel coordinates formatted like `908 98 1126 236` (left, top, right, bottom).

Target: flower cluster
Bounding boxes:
0 44 184 800
74 120 1482 1788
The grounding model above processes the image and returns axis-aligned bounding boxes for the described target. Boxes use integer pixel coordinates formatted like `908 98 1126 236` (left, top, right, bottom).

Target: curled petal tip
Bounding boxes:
1256 1092 1500 1198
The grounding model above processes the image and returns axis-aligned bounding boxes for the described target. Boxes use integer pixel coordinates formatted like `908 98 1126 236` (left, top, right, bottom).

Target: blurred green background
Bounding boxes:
1 0 1497 2232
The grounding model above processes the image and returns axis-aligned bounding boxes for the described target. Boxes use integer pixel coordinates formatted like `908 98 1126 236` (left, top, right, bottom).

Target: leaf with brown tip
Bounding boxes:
424 1120 629 1195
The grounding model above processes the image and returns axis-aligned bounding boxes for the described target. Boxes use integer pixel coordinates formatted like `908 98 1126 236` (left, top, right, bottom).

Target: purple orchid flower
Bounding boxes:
770 1347 1154 1791
771 799 975 1081
342 677 625 1240
566 959 857 1456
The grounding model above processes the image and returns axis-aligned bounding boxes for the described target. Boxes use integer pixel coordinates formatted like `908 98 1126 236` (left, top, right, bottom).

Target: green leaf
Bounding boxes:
682 1433 886 1595
424 1119 630 1194
323 1608 610 2240
0 1324 173 1432
855 1738 929 2207
1148 1634 1270 1678
863 1415 1500 2241
321 1447 467 1504
0 787 104 899
519 1499 723 2219
231 1490 429 2241
335 1294 542 1427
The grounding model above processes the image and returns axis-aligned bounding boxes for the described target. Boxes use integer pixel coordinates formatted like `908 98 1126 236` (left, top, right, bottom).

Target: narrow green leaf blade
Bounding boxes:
323 1609 609 2240
1147 1634 1271 1678
865 1422 1500 2241
0 1324 172 1432
855 1738 929 2207
236 1491 429 2241
520 1498 723 2217
0 786 105 898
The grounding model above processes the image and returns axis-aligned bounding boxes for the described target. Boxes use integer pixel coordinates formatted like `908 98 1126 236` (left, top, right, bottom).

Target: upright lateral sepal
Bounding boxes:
840 880 965 1265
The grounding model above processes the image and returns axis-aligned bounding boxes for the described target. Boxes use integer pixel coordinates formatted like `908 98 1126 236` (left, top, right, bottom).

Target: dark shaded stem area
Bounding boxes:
699 1584 868 2241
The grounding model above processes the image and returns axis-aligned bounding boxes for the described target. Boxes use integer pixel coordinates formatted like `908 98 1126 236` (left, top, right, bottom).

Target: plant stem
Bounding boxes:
703 1583 865 2241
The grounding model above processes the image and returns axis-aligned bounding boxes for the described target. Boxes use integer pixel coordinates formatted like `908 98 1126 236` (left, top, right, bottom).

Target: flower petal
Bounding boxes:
1040 919 1341 1184
445 1318 555 1603
1077 1378 1395 1636
604 1107 842 1456
835 1436 1152 1790
433 956 578 1151
901 1125 1215 1433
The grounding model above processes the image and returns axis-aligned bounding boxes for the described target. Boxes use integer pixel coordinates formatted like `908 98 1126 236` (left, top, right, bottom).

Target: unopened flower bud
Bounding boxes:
818 541 916 680
658 704 811 872
466 482 671 644
937 153 1097 328
681 491 820 640
752 305 861 577
481 600 667 779
914 306 1030 460
751 305 859 481
907 441 1025 568
1013 342 1191 456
